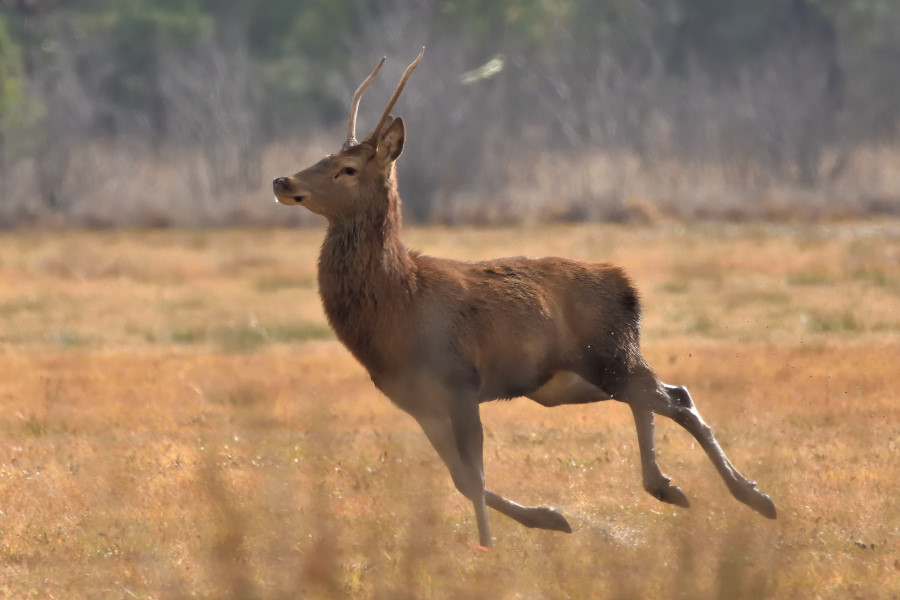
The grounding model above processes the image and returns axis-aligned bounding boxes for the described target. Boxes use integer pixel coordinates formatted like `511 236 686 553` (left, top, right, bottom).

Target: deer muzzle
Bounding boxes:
273 177 307 205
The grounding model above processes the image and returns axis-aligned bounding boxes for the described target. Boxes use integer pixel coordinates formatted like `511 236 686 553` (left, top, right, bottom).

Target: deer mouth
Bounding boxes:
274 194 306 206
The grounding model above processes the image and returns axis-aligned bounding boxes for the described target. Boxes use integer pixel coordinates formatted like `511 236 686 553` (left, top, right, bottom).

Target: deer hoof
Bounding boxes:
746 489 777 520
649 483 690 508
530 507 573 533
729 480 777 519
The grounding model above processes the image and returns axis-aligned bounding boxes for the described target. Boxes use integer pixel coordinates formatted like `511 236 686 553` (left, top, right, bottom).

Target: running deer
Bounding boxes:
272 49 776 547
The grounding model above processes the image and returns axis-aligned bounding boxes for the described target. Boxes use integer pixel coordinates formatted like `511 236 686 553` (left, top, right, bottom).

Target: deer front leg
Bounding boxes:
630 406 690 508
416 403 492 547
449 399 571 535
484 492 572 533
449 400 493 546
415 399 572 545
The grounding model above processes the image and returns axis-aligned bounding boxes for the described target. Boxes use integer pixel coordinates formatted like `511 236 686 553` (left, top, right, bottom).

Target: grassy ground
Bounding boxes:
1 221 899 598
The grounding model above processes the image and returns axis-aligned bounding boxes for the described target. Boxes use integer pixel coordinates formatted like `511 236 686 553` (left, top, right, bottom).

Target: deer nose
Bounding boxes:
273 177 289 192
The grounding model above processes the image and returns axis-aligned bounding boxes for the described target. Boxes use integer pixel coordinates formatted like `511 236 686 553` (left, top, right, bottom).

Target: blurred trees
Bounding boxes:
0 0 898 225
0 9 41 170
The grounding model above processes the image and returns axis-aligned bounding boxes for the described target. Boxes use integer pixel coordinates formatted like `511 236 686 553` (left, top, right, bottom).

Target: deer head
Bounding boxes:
272 48 424 223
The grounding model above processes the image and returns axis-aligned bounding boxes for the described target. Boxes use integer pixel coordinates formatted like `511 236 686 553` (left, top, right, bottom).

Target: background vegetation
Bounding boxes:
3 4 898 597
1 0 899 226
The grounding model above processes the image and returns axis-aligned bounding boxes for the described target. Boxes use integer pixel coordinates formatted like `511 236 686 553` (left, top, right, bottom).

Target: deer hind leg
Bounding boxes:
618 372 776 519
630 405 690 508
657 383 776 519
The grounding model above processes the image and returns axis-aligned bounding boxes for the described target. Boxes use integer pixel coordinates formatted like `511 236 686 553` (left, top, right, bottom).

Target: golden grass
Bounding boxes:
1 221 899 598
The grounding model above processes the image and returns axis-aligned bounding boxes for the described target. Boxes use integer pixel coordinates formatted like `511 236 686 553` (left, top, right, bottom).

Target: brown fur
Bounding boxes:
272 52 775 546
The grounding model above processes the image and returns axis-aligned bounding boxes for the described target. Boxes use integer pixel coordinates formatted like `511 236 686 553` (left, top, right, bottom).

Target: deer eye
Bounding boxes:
341 166 358 176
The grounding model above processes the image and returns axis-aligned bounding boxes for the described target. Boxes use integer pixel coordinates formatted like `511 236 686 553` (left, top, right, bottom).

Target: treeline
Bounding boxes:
1 0 899 227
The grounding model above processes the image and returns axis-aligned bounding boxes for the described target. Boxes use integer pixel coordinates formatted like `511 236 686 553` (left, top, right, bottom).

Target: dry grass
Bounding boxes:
1 221 899 598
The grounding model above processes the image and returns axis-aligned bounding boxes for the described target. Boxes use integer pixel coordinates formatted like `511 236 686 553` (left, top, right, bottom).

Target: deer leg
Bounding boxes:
452 396 571 534
630 405 690 508
613 365 775 519
656 384 776 519
416 404 572 543
449 401 493 546
416 404 492 547
484 492 572 533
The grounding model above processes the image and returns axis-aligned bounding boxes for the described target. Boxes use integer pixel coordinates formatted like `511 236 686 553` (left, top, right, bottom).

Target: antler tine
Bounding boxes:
369 46 425 145
344 56 386 150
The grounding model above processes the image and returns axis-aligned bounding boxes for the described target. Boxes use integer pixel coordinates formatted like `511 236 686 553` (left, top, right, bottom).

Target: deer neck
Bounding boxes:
317 185 415 373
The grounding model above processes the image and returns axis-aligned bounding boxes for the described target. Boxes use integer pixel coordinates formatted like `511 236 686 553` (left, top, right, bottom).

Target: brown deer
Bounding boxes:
272 48 776 548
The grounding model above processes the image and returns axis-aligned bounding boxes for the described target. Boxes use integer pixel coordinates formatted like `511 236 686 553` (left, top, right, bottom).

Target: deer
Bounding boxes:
272 48 776 548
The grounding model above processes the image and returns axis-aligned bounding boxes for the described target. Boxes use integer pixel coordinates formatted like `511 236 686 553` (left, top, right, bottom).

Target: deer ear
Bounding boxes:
376 116 405 166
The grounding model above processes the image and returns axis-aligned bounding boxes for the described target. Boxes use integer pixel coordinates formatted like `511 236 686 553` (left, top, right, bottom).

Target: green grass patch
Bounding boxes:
0 296 47 317
170 328 205 344
657 280 689 294
851 268 891 287
45 330 91 348
688 314 716 335
870 320 900 333
22 415 51 437
162 296 207 312
804 311 860 333
218 325 270 353
266 322 333 343
785 271 834 286
166 321 333 352
724 289 792 311
749 290 792 305
204 385 269 408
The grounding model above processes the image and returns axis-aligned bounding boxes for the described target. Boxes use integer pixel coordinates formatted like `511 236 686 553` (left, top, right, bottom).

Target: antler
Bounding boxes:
344 57 386 150
368 47 425 145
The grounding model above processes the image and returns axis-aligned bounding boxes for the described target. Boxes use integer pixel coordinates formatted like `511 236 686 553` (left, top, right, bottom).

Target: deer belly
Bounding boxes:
526 371 611 407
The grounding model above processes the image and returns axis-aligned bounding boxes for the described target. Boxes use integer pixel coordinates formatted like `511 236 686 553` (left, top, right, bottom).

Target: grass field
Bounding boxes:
1 221 899 598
